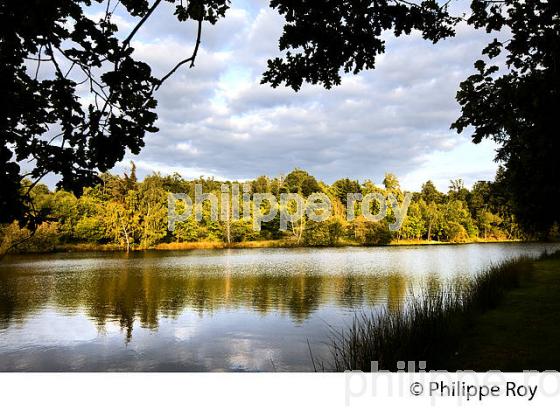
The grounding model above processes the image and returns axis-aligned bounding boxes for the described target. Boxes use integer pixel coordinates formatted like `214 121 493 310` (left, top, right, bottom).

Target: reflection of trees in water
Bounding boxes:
387 274 408 312
0 272 53 329
0 266 425 339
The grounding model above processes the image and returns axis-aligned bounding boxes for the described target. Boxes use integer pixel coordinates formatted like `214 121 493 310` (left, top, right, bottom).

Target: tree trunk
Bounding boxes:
427 220 432 241
119 217 130 253
225 207 231 245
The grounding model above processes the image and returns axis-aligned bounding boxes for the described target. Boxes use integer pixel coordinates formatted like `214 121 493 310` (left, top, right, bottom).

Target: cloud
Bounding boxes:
108 1 499 191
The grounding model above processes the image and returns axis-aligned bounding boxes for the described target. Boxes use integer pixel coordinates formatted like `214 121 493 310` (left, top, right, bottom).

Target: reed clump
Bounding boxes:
330 256 537 371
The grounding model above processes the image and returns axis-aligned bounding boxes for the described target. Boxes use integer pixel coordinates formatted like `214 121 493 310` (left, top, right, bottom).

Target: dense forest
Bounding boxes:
2 164 555 254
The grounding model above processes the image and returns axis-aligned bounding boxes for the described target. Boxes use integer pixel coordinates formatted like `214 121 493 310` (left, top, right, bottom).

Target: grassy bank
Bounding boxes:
449 253 560 371
329 251 559 371
389 238 522 246
12 237 526 254
153 239 297 250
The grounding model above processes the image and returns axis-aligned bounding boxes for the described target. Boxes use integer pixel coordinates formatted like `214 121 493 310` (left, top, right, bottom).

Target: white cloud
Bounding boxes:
106 1 500 190
176 141 200 156
401 139 501 192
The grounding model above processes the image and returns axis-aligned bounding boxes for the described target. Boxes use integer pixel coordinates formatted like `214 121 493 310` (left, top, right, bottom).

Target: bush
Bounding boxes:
350 218 393 245
174 216 200 242
445 221 469 242
303 219 344 246
75 216 106 243
1 222 60 254
228 220 258 242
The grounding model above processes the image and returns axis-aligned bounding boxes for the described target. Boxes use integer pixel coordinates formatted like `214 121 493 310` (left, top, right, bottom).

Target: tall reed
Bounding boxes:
329 256 537 371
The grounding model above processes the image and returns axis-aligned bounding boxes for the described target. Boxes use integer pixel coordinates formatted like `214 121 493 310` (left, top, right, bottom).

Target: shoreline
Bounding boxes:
5 238 529 255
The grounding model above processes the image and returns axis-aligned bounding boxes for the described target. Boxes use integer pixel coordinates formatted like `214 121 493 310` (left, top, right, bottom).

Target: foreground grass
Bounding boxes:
329 252 560 371
448 255 560 371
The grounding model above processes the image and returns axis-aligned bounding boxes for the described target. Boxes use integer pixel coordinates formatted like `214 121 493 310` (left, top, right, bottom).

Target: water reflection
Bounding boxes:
0 263 412 339
0 243 558 371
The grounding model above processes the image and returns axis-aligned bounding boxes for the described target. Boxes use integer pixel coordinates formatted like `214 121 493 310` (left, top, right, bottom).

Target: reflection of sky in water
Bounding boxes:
0 243 558 371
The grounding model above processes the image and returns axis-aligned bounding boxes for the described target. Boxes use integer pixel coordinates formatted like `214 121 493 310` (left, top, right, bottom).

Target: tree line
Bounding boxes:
3 164 553 254
3 1 558 242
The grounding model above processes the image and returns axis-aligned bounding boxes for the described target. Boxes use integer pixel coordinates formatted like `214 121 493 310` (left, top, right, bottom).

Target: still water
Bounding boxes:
1 243 558 371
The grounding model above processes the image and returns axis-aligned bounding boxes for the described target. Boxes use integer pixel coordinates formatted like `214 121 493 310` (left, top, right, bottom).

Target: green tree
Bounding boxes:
448 179 469 203
174 216 200 243
75 216 106 243
252 176 270 193
451 1 560 236
263 1 559 237
399 202 426 240
468 181 492 218
137 175 167 247
420 180 443 204
229 220 256 243
476 210 502 240
49 190 79 241
303 218 344 246
441 200 477 241
382 173 400 193
282 169 321 197
349 216 392 245
332 178 361 206
419 200 442 241
1 0 229 225
262 0 458 90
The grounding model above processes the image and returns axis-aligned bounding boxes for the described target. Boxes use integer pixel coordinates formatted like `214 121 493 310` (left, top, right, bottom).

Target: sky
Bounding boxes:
104 0 501 192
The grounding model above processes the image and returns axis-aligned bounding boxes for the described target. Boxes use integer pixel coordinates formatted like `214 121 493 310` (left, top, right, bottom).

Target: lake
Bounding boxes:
1 243 558 371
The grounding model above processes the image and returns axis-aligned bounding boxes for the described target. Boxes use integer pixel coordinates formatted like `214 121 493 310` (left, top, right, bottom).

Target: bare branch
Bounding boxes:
34 45 43 80
122 0 162 48
54 45 110 103
156 18 203 89
46 43 64 79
